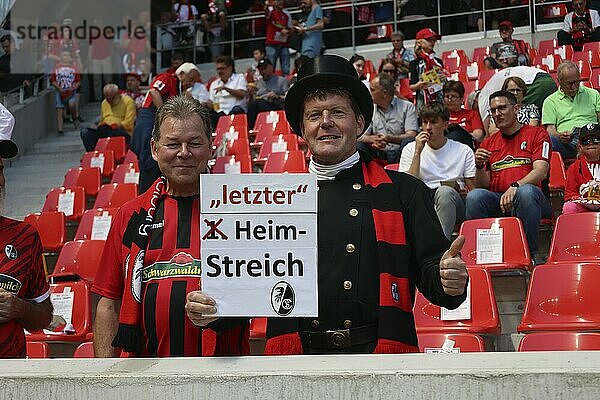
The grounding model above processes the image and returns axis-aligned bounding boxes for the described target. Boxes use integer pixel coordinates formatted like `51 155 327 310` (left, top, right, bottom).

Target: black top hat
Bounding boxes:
284 54 373 136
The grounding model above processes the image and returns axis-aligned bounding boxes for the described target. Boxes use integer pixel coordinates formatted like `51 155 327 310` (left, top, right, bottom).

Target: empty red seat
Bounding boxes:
519 263 600 332
212 154 253 173
459 217 532 272
26 280 93 343
417 333 486 353
252 110 287 132
123 150 139 167
256 133 299 162
93 183 138 209
23 211 66 252
471 46 491 64
572 50 600 69
81 150 116 178
252 119 292 146
478 69 496 87
74 208 119 241
26 341 50 358
413 267 501 336
546 213 600 264
42 186 86 222
551 44 573 61
537 39 559 55
591 69 600 89
549 151 566 192
583 42 600 53
250 317 267 339
73 341 95 358
214 114 248 145
223 137 251 158
95 136 127 163
576 60 593 80
533 54 562 72
52 239 105 282
263 150 308 173
442 49 469 63
518 332 600 351
63 167 101 198
458 62 482 81
111 162 140 184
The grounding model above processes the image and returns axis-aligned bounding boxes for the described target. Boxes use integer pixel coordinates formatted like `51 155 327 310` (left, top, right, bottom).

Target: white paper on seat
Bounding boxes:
58 190 75 216
91 212 112 240
441 281 471 321
124 169 140 184
90 155 105 173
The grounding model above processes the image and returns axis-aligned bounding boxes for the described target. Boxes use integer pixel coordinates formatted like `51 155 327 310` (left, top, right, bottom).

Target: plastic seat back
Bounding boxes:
123 150 139 167
477 69 497 86
459 217 532 272
417 333 486 353
212 154 253 174
93 183 138 209
413 267 501 336
572 50 600 69
26 341 50 358
518 263 600 332
73 341 95 358
263 150 307 173
214 118 249 147
52 239 106 282
74 208 119 241
537 39 558 56
252 110 286 132
111 163 140 184
224 137 251 158
95 136 127 163
23 211 66 252
518 332 600 351
257 134 299 161
252 119 292 145
471 46 491 64
546 213 600 264
81 150 116 178
63 167 102 198
42 186 86 222
250 317 267 339
549 151 566 192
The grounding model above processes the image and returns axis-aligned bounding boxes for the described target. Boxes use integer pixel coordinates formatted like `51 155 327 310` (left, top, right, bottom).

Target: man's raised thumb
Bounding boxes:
441 235 465 262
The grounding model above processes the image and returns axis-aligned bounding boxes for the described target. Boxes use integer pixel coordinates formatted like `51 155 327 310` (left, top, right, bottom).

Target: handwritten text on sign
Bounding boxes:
200 174 318 317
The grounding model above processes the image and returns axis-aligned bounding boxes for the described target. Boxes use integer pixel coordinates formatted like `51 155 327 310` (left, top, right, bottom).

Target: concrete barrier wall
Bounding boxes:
1 352 599 399
8 89 56 157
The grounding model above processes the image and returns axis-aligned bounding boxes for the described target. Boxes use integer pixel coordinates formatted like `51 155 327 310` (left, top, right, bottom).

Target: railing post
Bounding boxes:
33 79 39 96
156 25 162 74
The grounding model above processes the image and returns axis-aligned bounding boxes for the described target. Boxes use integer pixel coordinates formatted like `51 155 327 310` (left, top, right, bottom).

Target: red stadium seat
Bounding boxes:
26 280 93 344
26 341 50 358
73 341 95 358
442 49 469 64
212 154 253 174
533 54 562 72
551 44 573 61
256 133 299 162
534 63 550 73
63 167 102 198
111 162 140 184
52 239 106 282
591 69 600 89
459 217 532 272
214 116 249 147
583 42 600 53
81 150 116 179
74 208 119 241
527 48 538 64
458 62 482 81
417 333 486 353
123 150 139 167
575 60 593 80
23 211 66 252
223 137 251 158
384 163 399 171
364 59 377 81
518 263 600 332
93 183 138 209
518 332 600 351
252 119 292 146
549 151 566 192
537 39 559 55
471 46 491 64
572 50 600 69
263 150 308 173
478 69 497 87
250 317 267 339
413 267 501 336
582 80 594 88
252 110 287 132
42 186 86 222
442 56 465 74
546 213 600 264
95 136 127 163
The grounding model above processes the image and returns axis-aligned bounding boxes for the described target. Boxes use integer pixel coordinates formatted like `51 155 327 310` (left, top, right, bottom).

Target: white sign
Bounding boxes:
91 212 112 240
441 281 471 321
224 160 242 174
124 169 140 184
271 140 287 153
50 286 74 324
58 190 75 216
266 111 280 124
200 173 318 317
90 155 105 173
476 227 503 264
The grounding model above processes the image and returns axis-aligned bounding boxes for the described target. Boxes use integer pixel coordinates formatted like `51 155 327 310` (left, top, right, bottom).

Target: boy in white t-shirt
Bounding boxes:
399 102 476 238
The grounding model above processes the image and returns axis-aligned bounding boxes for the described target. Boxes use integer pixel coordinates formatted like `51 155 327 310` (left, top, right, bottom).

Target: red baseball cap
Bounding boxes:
415 28 441 40
499 20 513 29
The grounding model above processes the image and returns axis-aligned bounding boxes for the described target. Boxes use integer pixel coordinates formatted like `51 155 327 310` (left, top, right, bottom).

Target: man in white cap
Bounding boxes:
176 62 210 104
0 103 53 358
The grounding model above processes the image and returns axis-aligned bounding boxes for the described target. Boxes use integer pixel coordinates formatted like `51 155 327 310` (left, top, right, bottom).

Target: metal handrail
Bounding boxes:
1 74 48 108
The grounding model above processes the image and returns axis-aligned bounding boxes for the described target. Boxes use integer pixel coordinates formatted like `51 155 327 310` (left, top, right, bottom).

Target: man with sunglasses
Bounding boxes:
542 61 600 160
466 90 553 265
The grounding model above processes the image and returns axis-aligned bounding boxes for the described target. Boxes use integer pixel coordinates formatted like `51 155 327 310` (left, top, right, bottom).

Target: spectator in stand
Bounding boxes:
265 0 292 75
201 1 227 60
542 61 600 160
443 80 485 149
89 19 114 102
385 31 415 80
131 57 182 194
409 28 445 113
246 58 289 129
208 55 248 127
0 35 32 94
177 63 210 104
80 84 136 152
51 50 81 134
293 0 324 58
484 21 530 69
246 47 266 83
289 54 310 85
502 77 539 126
357 74 418 163
557 0 600 50
466 90 552 263
0 106 53 358
399 102 476 239
379 58 399 83
92 96 249 358
349 54 370 88
123 74 145 110
173 0 199 21
563 123 600 213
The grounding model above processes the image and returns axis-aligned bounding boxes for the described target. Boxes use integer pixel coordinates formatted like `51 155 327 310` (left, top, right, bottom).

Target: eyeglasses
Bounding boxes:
507 88 523 93
444 94 461 100
489 104 515 114
581 137 600 145
382 69 396 73
561 79 581 87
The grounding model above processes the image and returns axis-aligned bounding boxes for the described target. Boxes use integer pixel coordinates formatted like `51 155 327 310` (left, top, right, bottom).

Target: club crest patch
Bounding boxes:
4 244 17 260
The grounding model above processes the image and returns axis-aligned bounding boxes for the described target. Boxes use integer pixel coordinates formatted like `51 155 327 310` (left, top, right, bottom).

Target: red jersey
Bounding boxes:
93 194 247 357
51 62 80 100
449 108 483 134
481 125 552 193
265 8 291 46
141 72 179 108
0 217 50 358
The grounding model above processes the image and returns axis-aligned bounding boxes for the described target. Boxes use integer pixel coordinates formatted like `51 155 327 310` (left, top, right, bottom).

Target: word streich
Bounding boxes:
205 252 304 278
